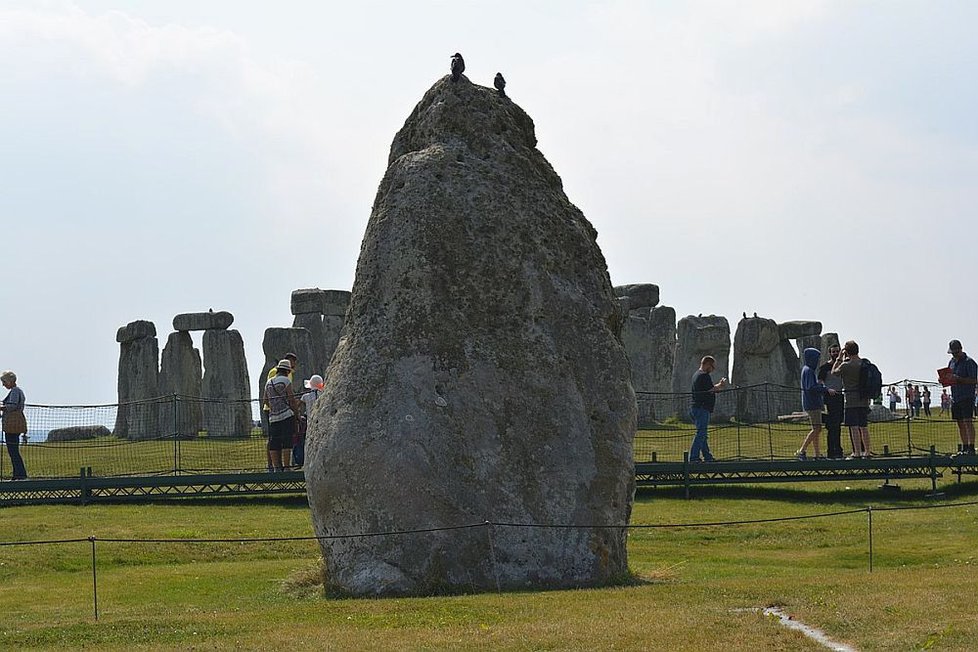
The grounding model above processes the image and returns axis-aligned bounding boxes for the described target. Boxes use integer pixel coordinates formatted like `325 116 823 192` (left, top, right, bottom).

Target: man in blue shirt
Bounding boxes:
948 339 977 456
689 355 728 462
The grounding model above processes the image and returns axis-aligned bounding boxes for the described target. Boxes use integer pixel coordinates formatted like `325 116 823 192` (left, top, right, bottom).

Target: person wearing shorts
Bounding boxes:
797 348 834 460
831 340 872 459
947 340 977 456
263 359 299 471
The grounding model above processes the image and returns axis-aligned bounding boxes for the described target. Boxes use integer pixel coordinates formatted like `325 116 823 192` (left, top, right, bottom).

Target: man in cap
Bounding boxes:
947 339 977 455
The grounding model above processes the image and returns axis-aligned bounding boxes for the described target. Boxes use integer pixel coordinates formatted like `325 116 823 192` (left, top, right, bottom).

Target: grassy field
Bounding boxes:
2 480 978 650
7 415 965 480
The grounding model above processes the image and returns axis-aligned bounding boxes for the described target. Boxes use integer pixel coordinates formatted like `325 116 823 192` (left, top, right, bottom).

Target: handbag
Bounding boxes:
3 409 27 435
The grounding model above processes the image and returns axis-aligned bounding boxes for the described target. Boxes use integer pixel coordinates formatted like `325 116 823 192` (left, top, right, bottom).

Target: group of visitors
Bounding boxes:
261 352 325 472
687 338 978 462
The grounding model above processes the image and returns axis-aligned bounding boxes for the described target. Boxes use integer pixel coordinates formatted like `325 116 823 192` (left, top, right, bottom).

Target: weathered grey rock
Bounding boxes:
870 403 900 422
323 290 351 318
778 320 822 340
796 335 822 361
672 315 732 421
46 425 111 442
259 327 315 411
732 316 801 422
305 76 636 597
621 305 675 426
200 329 252 437
614 284 659 312
292 314 330 378
116 320 156 343
172 311 234 331
159 331 203 437
291 288 328 316
114 320 161 440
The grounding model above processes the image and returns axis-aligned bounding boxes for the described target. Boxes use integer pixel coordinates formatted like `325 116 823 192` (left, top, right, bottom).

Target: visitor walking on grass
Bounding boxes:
0 370 28 480
831 341 872 459
921 385 932 417
688 355 728 463
946 340 977 456
939 388 951 417
796 348 836 460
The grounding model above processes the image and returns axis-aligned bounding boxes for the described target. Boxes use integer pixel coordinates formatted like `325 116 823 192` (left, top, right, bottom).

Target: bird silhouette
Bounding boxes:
753 312 758 318
450 53 465 81
494 72 506 96
742 312 747 319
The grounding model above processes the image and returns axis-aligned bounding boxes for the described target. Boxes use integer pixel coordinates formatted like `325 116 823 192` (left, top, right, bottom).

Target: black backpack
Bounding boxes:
859 358 883 401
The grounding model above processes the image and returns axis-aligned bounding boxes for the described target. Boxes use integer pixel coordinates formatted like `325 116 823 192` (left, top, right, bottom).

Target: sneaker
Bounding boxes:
703 455 717 463
846 454 860 460
796 451 807 461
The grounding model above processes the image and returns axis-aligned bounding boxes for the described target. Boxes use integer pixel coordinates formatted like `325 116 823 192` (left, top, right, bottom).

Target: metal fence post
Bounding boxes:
89 536 99 621
765 384 774 459
172 394 179 475
683 451 690 500
867 506 873 573
905 412 912 457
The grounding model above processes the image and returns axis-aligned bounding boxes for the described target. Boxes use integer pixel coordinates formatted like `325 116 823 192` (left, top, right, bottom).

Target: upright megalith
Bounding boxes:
322 290 351 368
159 331 203 437
200 329 252 437
615 284 675 425
115 320 161 439
305 75 636 596
291 289 331 379
259 327 314 410
732 316 803 422
672 315 731 420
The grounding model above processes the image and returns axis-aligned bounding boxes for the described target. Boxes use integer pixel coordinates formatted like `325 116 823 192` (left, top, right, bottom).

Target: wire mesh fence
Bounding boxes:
0 381 966 480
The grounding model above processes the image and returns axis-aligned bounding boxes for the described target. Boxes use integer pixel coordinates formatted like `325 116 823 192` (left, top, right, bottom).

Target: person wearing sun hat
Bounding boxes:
263 359 299 471
947 339 977 456
293 374 324 468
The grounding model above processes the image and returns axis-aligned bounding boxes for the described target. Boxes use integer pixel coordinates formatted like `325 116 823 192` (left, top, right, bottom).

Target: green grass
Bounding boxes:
2 482 978 650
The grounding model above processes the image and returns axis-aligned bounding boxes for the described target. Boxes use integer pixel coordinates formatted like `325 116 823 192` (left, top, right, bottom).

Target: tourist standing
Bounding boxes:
688 356 728 463
831 341 872 458
796 348 834 460
921 386 932 417
263 359 299 471
947 340 977 456
818 344 846 459
294 374 324 468
905 383 915 417
887 386 899 413
0 371 28 480
939 388 951 417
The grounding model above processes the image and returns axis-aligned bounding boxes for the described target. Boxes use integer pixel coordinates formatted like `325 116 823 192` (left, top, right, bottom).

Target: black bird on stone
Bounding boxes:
450 53 465 81
494 72 506 96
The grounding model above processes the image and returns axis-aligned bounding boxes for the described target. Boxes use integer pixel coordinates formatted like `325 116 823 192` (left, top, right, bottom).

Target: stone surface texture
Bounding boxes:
305 76 636 597
778 320 822 340
172 311 234 331
292 313 331 378
613 284 659 311
259 327 315 416
620 303 675 426
159 331 204 437
114 320 161 440
47 425 111 442
732 316 802 422
291 288 328 316
323 290 351 317
672 315 732 420
200 329 252 437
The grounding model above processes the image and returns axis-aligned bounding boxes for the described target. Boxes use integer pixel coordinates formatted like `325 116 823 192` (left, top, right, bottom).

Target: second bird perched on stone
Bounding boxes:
450 53 465 81
494 72 506 96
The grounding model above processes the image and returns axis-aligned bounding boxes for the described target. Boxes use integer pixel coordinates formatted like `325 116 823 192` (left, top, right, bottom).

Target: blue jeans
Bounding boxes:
4 433 27 479
689 407 714 461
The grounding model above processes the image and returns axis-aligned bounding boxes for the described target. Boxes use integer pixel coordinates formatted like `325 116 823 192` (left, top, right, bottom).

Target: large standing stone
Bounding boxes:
172 311 234 331
114 320 161 440
778 320 821 340
291 289 328 316
292 314 330 378
305 76 636 596
259 327 315 406
620 302 675 426
732 316 801 422
672 315 731 421
322 290 351 370
159 331 203 437
200 329 252 437
613 284 659 312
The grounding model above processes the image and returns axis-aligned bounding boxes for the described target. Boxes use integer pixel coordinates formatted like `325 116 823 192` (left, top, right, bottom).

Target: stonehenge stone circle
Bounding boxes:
673 315 732 421
159 331 203 437
200 329 252 437
618 295 675 426
778 320 821 340
732 316 803 422
259 327 315 420
613 283 659 312
114 320 161 440
305 76 636 596
291 288 328 316
172 311 234 331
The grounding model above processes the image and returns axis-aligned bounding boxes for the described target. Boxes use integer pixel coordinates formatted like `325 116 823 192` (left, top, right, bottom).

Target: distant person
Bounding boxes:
294 374 324 469
263 359 299 471
796 348 835 460
921 385 932 417
688 355 728 463
905 383 915 417
0 371 28 480
911 384 923 417
818 344 846 459
831 340 872 459
947 340 977 456
939 388 951 417
887 386 899 413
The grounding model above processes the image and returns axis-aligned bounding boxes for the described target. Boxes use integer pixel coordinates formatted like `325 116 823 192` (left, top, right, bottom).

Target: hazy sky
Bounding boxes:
3 1 976 405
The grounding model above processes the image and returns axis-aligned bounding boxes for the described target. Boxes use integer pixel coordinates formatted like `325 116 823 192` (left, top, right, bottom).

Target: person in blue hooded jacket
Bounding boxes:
796 348 836 460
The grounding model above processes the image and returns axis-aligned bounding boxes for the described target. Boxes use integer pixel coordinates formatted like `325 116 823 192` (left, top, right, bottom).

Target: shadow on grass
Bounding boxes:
635 479 978 505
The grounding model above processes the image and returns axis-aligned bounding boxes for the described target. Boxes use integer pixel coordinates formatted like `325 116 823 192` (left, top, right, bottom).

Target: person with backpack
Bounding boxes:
947 339 977 456
831 340 872 459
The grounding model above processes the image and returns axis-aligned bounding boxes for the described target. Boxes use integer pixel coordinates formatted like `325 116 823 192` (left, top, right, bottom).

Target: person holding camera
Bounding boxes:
831 340 871 459
947 339 977 456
